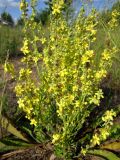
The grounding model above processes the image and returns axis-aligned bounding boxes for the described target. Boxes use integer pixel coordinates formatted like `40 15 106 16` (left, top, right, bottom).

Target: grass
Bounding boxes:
0 25 23 63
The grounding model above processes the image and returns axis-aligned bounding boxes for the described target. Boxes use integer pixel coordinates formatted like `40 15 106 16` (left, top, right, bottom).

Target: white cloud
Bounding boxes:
0 0 19 8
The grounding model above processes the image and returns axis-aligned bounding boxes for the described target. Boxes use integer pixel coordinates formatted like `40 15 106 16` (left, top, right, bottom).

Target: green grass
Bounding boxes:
0 25 23 63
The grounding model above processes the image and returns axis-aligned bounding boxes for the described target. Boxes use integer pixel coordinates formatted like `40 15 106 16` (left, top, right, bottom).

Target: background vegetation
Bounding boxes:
0 25 23 63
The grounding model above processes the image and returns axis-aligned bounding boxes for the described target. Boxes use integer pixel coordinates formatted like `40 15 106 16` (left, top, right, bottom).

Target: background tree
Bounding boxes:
34 9 50 25
17 17 24 26
44 0 73 11
1 12 14 26
34 0 73 25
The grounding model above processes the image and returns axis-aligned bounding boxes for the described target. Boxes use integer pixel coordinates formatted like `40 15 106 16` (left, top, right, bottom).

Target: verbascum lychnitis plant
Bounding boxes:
13 0 120 159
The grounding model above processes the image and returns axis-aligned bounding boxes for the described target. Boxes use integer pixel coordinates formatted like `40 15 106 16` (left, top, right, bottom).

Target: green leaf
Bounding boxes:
0 141 6 149
110 124 120 139
88 149 120 160
0 116 29 142
0 145 25 153
21 126 39 143
1 137 31 147
0 138 33 155
101 141 120 152
0 141 26 153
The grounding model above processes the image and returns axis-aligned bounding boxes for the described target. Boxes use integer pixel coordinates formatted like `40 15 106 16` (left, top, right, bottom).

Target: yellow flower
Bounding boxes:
86 50 94 57
73 85 78 92
19 68 32 79
81 55 89 65
81 50 94 65
41 37 46 44
52 4 61 15
108 9 120 29
89 89 103 105
51 45 55 50
34 36 39 42
68 94 74 103
102 110 116 123
100 128 109 140
102 50 110 60
50 36 55 42
81 147 87 155
21 39 29 54
75 101 80 108
30 119 37 126
25 107 33 114
95 70 107 79
33 57 39 63
52 0 64 15
4 63 8 73
20 2 24 10
103 54 110 60
44 57 49 64
33 98 39 105
91 134 100 146
91 29 97 35
52 134 60 143
18 99 25 109
15 84 24 96
60 69 67 77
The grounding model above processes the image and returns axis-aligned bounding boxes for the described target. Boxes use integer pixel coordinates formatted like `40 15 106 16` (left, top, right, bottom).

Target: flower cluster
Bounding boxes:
108 9 120 29
21 39 30 54
52 0 64 15
102 109 116 124
15 81 39 126
90 109 116 147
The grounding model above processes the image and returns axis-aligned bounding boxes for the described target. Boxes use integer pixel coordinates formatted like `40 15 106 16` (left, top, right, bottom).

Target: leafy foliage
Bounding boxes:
88 149 120 160
1 116 29 142
0 115 38 156
101 141 120 152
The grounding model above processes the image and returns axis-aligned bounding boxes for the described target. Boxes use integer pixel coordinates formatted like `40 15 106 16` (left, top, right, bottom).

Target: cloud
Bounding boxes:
0 0 19 8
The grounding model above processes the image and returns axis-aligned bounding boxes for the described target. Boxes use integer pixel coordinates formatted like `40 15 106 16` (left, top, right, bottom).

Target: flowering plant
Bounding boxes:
12 0 120 159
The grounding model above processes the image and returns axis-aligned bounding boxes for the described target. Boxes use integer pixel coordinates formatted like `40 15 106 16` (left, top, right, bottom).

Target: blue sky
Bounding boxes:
0 0 47 21
0 0 117 21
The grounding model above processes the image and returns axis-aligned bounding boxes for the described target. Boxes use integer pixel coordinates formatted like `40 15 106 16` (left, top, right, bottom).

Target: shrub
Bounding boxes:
12 0 120 159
